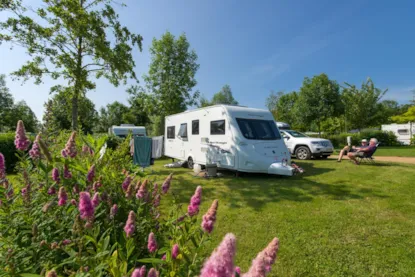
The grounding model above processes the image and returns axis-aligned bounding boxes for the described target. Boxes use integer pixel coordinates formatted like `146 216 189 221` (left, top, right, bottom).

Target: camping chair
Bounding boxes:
356 143 380 164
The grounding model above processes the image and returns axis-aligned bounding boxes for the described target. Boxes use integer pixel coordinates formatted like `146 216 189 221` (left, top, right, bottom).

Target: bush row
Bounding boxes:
0 133 20 173
310 131 400 148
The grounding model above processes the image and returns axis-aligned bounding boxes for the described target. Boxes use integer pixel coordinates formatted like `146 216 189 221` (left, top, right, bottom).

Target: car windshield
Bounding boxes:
285 130 309 138
236 118 281 140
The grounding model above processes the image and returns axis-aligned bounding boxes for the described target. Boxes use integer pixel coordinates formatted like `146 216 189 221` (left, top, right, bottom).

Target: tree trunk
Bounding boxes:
72 0 84 131
72 92 79 130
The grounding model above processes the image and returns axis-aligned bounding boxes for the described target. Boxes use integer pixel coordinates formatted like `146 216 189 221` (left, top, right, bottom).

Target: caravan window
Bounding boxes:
236 118 281 140
167 126 175 139
192 120 199 135
211 120 226 135
178 123 188 138
398 129 409 135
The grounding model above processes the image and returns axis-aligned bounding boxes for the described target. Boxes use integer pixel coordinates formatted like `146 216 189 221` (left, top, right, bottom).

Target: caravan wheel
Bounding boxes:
187 157 194 169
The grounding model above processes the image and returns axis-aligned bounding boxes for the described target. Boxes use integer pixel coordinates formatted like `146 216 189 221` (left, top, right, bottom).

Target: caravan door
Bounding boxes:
177 123 189 159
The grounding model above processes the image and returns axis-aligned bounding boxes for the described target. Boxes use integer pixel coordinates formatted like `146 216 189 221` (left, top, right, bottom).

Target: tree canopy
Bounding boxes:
200 85 238 107
0 0 143 130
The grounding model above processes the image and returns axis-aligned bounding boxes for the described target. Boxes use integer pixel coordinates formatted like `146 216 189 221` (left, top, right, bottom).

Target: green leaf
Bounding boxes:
137 258 166 264
20 274 43 277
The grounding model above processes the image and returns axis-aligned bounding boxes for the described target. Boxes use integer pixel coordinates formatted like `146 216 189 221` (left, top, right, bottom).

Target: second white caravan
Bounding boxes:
164 105 294 176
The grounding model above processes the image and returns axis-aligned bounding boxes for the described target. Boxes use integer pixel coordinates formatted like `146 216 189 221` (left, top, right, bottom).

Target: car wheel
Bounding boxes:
295 146 311 160
322 155 329 159
187 157 194 169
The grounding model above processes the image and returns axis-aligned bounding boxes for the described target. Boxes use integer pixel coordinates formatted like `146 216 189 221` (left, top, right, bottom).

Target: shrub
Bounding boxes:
318 131 399 148
0 121 280 276
0 133 18 173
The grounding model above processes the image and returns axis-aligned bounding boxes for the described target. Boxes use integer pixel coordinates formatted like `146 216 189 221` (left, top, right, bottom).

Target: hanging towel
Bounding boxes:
133 136 152 167
152 136 164 159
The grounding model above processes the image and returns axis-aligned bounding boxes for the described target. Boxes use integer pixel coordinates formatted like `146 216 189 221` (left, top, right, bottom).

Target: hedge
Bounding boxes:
0 133 20 173
312 131 400 148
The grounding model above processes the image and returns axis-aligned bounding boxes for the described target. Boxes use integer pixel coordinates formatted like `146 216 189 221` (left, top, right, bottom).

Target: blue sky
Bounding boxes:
1 0 415 120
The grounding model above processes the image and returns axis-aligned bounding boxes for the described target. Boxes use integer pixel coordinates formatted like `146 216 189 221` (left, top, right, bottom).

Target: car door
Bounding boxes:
281 131 293 153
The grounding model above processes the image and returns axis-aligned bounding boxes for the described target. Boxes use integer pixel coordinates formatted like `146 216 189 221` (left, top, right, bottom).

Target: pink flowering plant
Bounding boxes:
0 121 281 277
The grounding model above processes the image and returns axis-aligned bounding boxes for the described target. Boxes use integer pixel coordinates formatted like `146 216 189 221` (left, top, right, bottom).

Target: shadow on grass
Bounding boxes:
154 161 389 210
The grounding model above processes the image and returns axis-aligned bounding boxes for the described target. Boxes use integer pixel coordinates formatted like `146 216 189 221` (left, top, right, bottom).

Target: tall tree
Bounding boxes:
200 85 238 107
1 0 143 130
391 106 415 123
297 73 342 136
142 31 199 135
43 91 97 134
265 90 284 119
341 78 387 130
12 100 39 132
0 74 14 130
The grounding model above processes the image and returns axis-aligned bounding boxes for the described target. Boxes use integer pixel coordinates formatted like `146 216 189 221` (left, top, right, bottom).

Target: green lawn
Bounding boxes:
153 159 415 276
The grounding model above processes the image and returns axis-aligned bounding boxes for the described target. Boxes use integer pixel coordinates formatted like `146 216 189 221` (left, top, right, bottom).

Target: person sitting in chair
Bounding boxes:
348 138 378 165
337 139 368 162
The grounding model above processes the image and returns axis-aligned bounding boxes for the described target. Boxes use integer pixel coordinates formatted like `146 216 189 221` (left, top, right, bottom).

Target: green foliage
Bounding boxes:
199 85 238 107
0 133 20 173
0 0 143 130
341 78 388 130
139 31 200 135
297 73 342 134
265 90 284 119
0 126 222 276
391 106 415 123
316 131 399 148
0 74 38 132
43 91 98 135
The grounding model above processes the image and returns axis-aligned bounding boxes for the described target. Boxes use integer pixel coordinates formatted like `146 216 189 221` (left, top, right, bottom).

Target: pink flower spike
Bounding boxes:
162 254 166 260
124 211 136 237
63 165 72 179
58 187 68 206
92 192 100 207
52 168 60 183
202 199 219 233
14 120 30 151
147 268 158 277
161 173 173 194
110 204 118 219
71 199 77 206
29 134 41 160
47 186 56 195
187 186 202 216
244 237 280 277
86 165 95 183
136 180 147 199
63 131 77 158
0 153 5 179
78 192 95 220
122 176 132 192
147 232 158 253
200 233 237 277
172 244 179 259
62 239 71 245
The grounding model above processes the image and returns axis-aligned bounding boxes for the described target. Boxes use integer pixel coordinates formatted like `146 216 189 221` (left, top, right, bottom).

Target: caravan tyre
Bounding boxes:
187 157 194 169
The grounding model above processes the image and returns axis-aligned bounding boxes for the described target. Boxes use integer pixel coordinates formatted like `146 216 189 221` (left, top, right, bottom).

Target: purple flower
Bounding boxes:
78 192 95 220
63 132 77 158
0 153 5 179
125 183 134 199
48 186 56 195
87 165 95 183
136 180 147 199
202 199 219 233
244 238 280 277
110 204 118 219
62 239 71 245
63 165 72 179
153 194 160 207
73 184 80 194
124 211 136 237
147 232 158 253
52 168 60 183
71 199 77 206
21 187 27 196
14 120 30 151
131 266 147 277
58 187 68 206
162 173 173 194
152 183 158 197
162 254 166 260
147 268 158 277
92 192 100 207
235 266 241 275
122 176 132 192
200 233 236 277
172 244 180 259
29 134 41 160
187 186 202 216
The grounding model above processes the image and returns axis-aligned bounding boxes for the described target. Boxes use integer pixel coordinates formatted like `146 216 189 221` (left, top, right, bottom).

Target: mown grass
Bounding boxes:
153 159 415 276
375 146 415 157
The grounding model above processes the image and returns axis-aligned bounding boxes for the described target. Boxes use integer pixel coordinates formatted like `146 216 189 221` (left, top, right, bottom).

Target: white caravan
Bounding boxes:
108 124 146 138
164 105 294 176
381 123 414 145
